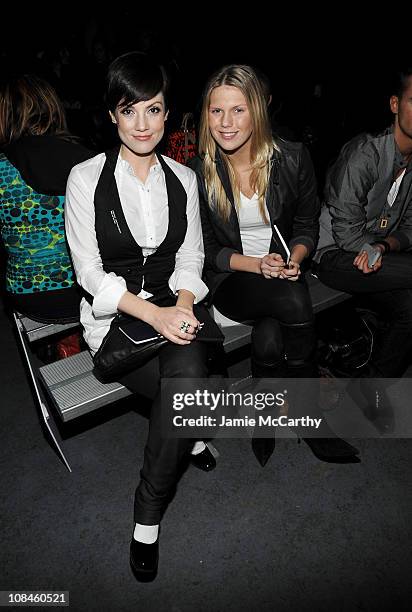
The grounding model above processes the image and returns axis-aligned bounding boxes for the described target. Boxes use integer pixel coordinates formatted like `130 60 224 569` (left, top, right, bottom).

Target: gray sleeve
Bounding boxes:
216 246 239 271
325 142 379 252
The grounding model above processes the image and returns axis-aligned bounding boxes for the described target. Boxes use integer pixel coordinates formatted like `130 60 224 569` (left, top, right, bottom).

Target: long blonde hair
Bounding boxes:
198 65 279 222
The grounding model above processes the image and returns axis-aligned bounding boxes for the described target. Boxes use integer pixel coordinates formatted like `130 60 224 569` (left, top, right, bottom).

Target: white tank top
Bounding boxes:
238 192 272 257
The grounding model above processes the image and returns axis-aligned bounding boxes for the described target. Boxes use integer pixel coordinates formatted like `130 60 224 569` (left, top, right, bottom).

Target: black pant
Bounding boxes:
119 341 209 525
213 272 319 426
318 249 412 377
213 272 317 378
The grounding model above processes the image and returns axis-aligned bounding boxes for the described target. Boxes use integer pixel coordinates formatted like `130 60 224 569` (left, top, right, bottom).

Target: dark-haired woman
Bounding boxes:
0 74 92 322
65 52 219 582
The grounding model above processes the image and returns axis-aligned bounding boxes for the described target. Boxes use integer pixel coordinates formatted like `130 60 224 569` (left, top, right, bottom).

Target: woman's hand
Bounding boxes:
279 244 306 281
150 305 200 345
279 260 301 281
260 253 286 279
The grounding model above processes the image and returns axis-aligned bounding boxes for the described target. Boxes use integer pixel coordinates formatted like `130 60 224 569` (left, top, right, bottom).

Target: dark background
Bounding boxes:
0 12 404 170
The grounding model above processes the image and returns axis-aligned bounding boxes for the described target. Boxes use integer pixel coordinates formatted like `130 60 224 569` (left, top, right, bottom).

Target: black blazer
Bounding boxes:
189 139 320 299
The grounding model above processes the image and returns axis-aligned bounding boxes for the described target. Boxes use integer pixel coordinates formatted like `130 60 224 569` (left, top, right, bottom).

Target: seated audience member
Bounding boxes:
318 66 412 432
190 64 360 464
0 74 92 322
65 52 220 582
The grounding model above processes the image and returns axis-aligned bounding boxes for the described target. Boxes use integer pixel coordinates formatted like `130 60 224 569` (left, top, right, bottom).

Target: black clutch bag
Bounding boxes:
93 304 224 383
93 315 168 382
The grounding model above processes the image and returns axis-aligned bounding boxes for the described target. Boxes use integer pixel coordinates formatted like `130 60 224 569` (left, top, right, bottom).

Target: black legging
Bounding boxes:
213 272 317 379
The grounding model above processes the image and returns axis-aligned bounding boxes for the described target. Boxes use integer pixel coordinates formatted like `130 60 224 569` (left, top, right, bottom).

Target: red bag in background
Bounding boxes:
37 331 82 363
165 112 197 165
56 332 82 359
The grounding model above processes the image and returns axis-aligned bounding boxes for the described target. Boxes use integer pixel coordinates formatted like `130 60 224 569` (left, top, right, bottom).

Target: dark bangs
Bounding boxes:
105 52 169 112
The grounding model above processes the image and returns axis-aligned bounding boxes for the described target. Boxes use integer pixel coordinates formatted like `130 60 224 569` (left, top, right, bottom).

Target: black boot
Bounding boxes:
301 437 360 463
250 357 285 466
301 418 360 463
282 319 318 379
250 438 275 467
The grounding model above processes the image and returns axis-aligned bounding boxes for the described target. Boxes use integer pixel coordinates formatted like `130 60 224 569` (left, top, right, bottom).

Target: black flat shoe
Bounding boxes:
190 445 216 472
251 437 275 467
301 437 360 463
130 538 159 582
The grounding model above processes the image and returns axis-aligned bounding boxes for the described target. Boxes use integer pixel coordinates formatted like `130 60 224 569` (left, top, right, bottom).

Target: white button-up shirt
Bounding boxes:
65 152 208 353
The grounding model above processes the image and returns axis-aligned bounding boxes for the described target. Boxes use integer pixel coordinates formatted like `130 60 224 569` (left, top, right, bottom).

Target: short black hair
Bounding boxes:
105 51 169 112
391 66 412 98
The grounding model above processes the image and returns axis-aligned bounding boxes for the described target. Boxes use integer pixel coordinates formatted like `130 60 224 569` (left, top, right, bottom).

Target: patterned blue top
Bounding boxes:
0 153 74 294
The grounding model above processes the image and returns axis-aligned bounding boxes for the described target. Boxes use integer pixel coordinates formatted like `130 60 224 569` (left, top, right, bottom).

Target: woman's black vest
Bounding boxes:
85 146 188 304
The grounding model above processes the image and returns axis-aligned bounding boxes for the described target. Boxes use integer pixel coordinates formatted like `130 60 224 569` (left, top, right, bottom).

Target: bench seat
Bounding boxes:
19 316 78 343
38 273 350 423
39 351 132 421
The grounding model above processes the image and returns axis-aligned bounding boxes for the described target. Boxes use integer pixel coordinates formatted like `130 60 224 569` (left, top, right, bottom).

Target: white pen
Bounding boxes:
273 224 290 264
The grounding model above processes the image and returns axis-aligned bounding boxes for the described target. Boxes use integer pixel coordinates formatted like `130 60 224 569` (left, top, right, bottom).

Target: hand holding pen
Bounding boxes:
261 225 301 280
260 254 301 280
279 259 301 280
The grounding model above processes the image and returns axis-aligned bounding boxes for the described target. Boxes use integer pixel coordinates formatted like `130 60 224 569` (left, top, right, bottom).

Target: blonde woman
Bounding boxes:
190 65 360 465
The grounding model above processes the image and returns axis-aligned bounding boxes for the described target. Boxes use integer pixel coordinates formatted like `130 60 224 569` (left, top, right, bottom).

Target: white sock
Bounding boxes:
133 523 159 544
191 440 206 455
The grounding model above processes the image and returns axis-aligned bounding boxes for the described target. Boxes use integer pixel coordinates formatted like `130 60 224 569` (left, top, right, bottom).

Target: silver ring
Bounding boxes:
179 320 191 333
